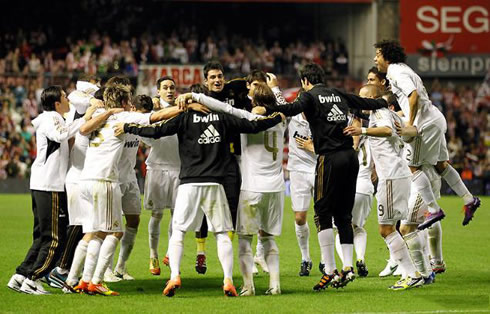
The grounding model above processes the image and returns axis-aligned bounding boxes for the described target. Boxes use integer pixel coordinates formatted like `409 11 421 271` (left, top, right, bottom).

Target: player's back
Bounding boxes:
240 121 287 192
287 114 317 173
81 111 149 182
368 108 411 180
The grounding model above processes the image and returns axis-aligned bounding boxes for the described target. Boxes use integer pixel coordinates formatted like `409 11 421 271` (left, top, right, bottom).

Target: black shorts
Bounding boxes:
223 156 241 227
313 149 359 231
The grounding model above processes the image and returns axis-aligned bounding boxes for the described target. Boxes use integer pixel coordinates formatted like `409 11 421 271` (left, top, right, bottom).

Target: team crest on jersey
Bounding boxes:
327 104 346 121
198 125 221 144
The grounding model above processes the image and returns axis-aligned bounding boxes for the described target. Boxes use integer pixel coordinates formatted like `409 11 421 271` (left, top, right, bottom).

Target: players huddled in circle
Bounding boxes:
7 40 481 297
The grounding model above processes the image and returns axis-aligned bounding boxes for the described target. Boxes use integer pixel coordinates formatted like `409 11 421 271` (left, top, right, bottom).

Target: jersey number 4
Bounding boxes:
264 131 278 161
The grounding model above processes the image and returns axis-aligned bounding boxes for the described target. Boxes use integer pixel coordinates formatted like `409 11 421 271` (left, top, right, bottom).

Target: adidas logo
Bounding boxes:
327 104 346 122
198 125 221 144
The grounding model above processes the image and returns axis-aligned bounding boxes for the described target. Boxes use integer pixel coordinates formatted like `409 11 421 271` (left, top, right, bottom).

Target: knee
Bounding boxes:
435 161 448 174
113 232 124 240
379 225 395 238
295 212 307 225
238 235 253 254
151 211 163 220
259 235 279 254
126 215 140 229
399 224 415 236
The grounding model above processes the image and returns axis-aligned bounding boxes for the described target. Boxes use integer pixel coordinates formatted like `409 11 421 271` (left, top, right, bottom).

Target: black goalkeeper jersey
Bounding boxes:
124 111 282 185
275 84 388 155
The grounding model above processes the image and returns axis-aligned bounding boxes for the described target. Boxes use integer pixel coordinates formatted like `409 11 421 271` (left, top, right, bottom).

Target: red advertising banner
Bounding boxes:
400 0 490 54
139 64 203 88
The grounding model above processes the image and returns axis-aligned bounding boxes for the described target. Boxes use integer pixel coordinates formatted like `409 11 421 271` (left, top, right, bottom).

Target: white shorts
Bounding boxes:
80 180 123 233
290 171 315 212
376 177 410 225
352 193 372 228
402 165 442 225
237 191 284 236
172 183 232 233
406 111 449 167
120 180 141 215
66 182 84 226
144 169 180 211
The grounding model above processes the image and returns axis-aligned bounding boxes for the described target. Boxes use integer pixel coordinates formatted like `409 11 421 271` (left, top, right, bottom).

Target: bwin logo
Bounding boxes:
193 114 220 123
198 125 221 144
327 104 346 121
318 94 341 103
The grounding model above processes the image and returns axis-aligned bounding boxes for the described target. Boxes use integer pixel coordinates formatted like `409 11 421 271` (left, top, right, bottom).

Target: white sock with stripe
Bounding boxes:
428 221 443 262
412 170 440 214
384 231 417 278
216 232 233 282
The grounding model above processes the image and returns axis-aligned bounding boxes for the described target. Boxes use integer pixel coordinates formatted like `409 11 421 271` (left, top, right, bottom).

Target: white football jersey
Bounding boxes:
368 108 411 180
65 109 89 184
287 114 317 174
387 63 440 125
30 111 84 191
356 137 374 195
240 121 287 192
142 100 181 171
81 111 150 182
118 134 140 184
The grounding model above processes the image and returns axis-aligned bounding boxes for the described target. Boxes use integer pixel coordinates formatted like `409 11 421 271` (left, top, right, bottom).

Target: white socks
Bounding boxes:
256 236 264 258
238 235 254 290
216 232 233 281
384 231 417 278
353 226 367 262
341 243 354 269
318 228 336 275
428 221 443 262
115 226 137 273
92 235 119 284
412 170 440 214
149 212 163 259
168 229 185 280
404 231 431 277
81 237 103 283
67 239 88 285
441 165 473 204
260 235 280 291
295 222 310 262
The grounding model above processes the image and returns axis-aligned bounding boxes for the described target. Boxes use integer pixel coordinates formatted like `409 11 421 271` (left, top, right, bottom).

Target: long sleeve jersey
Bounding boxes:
275 84 387 155
124 111 282 185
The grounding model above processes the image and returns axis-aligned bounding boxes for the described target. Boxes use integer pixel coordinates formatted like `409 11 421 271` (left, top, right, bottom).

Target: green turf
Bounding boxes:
0 194 488 313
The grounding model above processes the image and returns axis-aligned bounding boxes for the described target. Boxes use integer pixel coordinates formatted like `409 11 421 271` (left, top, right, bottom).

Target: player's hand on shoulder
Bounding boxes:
343 125 361 136
266 73 279 88
395 121 417 140
188 103 210 114
252 106 267 115
175 93 193 111
89 97 104 108
279 112 286 122
109 108 124 115
113 122 126 137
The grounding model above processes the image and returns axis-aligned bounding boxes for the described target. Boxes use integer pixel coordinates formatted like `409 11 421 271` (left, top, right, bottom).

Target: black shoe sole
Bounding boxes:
417 213 446 230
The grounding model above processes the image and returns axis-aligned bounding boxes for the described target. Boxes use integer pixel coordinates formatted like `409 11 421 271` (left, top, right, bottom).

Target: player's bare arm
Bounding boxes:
407 90 419 126
79 107 124 136
343 125 392 137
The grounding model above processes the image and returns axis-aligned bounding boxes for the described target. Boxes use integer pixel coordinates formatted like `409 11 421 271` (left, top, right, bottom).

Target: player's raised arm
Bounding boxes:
117 115 182 139
335 88 388 111
191 92 256 120
224 112 285 134
149 106 184 123
272 91 313 116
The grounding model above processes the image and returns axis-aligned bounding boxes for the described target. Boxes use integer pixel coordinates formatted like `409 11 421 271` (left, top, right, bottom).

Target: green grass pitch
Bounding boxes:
0 194 488 313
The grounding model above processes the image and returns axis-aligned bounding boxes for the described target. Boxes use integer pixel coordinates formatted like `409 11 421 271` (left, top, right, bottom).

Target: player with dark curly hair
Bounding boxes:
373 40 481 232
